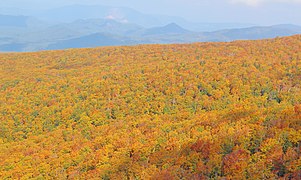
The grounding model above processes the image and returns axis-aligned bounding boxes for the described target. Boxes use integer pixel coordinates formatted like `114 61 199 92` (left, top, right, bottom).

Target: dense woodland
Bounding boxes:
0 35 301 179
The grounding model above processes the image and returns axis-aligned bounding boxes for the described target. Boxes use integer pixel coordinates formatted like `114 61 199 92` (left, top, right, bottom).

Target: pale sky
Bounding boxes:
2 0 301 25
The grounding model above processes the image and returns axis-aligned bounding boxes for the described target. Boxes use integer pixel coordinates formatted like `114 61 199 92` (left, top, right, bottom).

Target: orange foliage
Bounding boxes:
1 35 301 179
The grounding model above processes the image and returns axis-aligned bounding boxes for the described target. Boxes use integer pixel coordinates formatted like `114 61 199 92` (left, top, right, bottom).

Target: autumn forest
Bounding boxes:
1 35 301 179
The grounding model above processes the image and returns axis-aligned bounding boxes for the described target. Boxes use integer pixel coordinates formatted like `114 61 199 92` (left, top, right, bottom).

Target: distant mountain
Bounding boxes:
0 7 36 16
34 5 162 27
176 22 256 32
0 14 48 29
0 14 28 27
28 5 253 31
47 33 134 50
63 19 143 36
0 43 26 52
39 24 301 51
16 18 141 44
203 24 301 41
0 14 49 48
1 5 301 52
43 23 193 50
141 23 191 36
0 5 255 32
1 22 301 52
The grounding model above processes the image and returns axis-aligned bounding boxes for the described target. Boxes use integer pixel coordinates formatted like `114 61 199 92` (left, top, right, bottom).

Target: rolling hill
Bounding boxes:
0 5 301 52
0 35 301 179
204 24 301 41
1 20 301 52
47 33 133 50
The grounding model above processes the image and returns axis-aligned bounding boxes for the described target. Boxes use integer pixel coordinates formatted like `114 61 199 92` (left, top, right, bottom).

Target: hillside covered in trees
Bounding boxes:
1 35 301 179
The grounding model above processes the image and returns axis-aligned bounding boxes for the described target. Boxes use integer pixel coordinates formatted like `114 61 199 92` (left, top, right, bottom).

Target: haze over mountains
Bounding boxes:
1 5 301 52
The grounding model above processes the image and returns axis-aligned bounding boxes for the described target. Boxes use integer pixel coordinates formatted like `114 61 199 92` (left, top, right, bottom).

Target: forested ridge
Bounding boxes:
1 35 301 179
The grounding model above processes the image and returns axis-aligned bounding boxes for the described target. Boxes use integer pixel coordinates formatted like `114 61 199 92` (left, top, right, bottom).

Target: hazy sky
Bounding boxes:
2 0 301 25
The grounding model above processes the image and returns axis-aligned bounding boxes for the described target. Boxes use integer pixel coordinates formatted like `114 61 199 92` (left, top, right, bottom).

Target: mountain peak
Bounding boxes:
165 22 180 27
163 22 187 31
142 22 190 36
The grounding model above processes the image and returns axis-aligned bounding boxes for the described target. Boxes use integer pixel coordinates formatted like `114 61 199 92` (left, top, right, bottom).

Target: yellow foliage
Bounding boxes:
1 35 301 179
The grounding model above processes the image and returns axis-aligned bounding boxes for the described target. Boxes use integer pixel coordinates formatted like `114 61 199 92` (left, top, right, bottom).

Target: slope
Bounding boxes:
47 33 134 50
1 35 301 179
